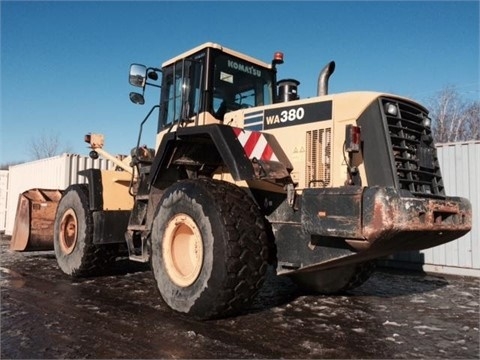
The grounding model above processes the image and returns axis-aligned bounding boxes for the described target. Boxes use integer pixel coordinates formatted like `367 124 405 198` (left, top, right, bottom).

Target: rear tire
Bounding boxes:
53 184 116 277
290 261 376 294
151 179 269 319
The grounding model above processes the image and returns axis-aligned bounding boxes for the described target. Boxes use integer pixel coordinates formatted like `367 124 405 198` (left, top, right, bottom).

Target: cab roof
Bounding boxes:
161 42 273 69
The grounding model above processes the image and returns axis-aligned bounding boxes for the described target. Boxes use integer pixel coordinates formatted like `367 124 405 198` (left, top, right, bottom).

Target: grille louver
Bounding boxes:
382 98 445 198
306 128 331 188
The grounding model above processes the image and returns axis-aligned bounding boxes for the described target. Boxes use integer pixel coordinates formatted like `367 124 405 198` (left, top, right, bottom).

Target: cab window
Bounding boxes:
160 59 203 128
212 54 273 119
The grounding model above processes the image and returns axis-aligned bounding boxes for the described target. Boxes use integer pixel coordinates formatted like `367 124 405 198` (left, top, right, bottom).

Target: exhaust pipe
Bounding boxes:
317 61 336 96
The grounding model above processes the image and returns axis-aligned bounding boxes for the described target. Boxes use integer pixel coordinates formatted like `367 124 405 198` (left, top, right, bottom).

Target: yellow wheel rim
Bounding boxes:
60 208 77 254
163 213 203 287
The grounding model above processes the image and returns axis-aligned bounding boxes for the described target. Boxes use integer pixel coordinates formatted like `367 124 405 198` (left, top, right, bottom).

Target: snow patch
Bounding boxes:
383 320 405 327
414 325 444 331
352 328 365 334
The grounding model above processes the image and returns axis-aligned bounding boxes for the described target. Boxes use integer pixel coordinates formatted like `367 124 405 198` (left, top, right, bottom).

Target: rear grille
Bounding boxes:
381 98 445 198
306 128 331 188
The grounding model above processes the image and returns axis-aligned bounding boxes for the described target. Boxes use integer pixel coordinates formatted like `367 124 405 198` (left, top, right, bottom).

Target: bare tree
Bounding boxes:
464 101 480 141
29 133 72 160
428 85 480 143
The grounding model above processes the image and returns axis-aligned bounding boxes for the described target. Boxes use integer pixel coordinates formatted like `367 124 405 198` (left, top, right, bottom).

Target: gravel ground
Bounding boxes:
1 234 479 359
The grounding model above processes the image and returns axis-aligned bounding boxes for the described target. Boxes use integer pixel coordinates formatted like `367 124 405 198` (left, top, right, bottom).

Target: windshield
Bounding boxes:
212 54 274 119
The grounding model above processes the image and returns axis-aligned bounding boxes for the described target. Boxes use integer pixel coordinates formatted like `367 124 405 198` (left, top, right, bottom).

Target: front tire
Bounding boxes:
151 179 269 319
53 184 115 277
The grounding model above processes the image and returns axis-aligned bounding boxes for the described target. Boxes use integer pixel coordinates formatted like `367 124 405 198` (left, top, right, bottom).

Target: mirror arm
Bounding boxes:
135 105 160 154
145 67 162 88
145 82 161 89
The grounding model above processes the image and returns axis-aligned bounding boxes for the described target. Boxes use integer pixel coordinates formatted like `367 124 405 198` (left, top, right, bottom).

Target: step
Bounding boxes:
135 194 150 201
128 225 148 231
128 254 149 263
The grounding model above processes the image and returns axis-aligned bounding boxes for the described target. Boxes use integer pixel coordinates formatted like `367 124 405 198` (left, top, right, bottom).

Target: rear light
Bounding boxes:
345 125 361 153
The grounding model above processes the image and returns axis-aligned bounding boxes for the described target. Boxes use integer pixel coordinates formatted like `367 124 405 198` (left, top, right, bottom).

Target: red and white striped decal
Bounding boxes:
232 128 279 161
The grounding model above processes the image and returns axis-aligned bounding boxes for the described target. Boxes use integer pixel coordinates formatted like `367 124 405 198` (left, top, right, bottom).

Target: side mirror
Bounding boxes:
147 71 159 81
129 64 147 88
129 92 145 105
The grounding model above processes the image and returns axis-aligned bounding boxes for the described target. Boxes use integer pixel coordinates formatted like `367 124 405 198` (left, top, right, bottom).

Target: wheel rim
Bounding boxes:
163 213 203 287
60 208 78 254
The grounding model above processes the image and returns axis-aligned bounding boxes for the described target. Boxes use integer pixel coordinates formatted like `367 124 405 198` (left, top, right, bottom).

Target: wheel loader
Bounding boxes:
17 42 473 319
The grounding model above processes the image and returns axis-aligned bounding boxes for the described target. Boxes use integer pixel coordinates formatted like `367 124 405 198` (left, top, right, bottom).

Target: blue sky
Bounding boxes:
1 1 479 164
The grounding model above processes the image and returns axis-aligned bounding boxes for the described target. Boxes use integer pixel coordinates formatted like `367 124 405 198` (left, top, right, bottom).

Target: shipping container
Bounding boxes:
4 154 115 236
0 170 9 232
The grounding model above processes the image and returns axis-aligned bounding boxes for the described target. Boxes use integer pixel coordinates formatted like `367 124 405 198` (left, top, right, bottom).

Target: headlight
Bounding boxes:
422 116 431 128
384 102 398 116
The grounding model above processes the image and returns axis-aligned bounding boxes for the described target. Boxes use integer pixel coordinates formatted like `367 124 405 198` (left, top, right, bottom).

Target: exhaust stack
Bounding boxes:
317 61 336 96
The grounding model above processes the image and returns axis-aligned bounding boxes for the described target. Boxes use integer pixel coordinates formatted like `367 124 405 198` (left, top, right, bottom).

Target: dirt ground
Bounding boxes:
1 234 479 359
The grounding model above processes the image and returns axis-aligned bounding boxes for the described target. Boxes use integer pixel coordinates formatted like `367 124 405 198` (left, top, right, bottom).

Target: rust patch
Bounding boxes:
361 194 472 255
338 190 473 267
362 191 395 243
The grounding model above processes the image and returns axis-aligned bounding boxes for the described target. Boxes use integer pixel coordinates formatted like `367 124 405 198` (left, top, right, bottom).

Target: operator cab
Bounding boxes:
158 43 277 129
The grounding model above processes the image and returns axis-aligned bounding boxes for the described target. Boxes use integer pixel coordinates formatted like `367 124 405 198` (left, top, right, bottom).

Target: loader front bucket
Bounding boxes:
10 189 63 251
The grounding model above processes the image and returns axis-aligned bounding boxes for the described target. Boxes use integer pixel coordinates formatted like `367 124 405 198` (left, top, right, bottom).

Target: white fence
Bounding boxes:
386 141 480 276
3 154 115 235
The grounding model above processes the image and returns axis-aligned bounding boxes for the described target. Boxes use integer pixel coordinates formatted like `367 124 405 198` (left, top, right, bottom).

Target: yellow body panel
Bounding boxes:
223 91 400 190
156 90 422 193
100 170 134 210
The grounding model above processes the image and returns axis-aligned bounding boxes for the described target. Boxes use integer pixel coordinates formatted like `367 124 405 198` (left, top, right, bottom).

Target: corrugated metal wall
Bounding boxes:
388 141 480 276
0 170 9 232
4 154 114 235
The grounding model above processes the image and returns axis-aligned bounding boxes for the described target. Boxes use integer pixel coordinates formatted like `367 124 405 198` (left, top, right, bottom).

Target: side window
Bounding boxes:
161 64 182 126
187 60 203 117
160 59 204 127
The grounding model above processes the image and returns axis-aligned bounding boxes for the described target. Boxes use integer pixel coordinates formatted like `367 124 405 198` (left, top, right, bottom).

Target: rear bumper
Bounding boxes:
353 187 471 253
302 186 472 256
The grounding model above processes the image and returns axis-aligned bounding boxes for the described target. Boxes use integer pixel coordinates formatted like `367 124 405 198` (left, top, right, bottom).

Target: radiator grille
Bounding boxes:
382 98 445 198
306 128 331 188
